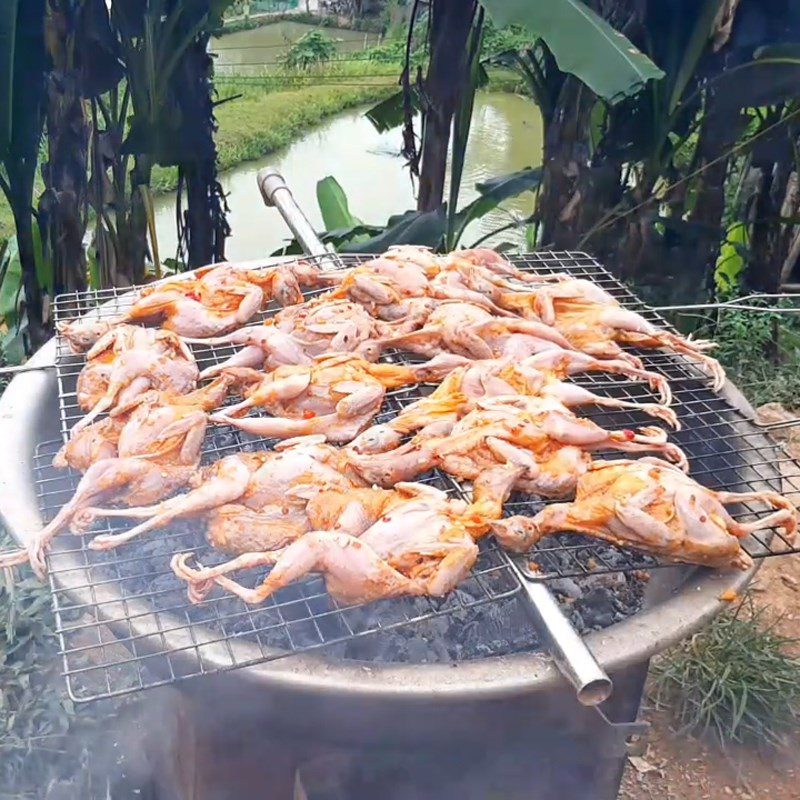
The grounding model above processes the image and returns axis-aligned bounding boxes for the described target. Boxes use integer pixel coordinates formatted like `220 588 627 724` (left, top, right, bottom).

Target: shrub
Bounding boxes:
283 30 338 70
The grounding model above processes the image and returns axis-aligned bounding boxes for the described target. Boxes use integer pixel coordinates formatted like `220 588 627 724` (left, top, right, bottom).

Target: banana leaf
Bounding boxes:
346 207 448 254
451 167 542 244
0 0 19 156
715 222 749 292
317 176 363 231
283 168 542 256
0 237 23 327
365 66 488 134
447 11 486 249
365 86 422 134
479 0 664 102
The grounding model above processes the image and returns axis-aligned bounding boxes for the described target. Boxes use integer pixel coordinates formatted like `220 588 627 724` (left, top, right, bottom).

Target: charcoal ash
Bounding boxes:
340 569 645 663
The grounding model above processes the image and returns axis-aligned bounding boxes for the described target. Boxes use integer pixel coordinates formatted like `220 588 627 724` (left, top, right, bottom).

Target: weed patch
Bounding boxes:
651 599 800 747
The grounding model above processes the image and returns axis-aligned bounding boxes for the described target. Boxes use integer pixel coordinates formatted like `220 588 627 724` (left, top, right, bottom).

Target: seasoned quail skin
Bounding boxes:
171 465 522 606
492 458 798 570
57 261 324 347
347 395 688 497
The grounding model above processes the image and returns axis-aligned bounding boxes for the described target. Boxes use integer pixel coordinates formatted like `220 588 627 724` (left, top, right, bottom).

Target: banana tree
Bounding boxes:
0 0 48 348
367 0 664 252
557 1 800 300
97 0 232 284
39 0 123 295
171 0 233 267
476 0 800 305
273 170 544 255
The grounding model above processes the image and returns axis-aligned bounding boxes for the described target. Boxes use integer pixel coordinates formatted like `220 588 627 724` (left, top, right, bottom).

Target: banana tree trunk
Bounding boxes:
1 0 48 347
416 0 478 213
8 194 46 347
748 159 792 294
122 156 152 286
538 76 621 252
39 69 89 294
180 161 229 267
174 34 229 267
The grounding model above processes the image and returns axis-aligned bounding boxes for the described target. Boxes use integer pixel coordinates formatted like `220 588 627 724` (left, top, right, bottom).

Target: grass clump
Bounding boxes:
709 305 800 408
0 553 74 794
650 599 800 748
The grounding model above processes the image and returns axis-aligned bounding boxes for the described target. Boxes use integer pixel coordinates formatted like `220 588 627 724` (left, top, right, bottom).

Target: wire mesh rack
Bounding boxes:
40 251 800 702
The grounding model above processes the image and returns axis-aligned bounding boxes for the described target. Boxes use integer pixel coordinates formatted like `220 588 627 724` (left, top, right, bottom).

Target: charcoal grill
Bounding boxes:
1 170 799 799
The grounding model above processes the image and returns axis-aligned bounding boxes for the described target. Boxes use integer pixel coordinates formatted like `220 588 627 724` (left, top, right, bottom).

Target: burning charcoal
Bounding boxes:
567 608 587 633
205 428 239 452
146 573 186 612
345 631 407 662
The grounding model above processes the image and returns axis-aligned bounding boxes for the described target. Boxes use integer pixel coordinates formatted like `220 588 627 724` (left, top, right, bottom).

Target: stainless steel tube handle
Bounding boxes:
0 361 56 376
507 559 613 706
257 168 329 259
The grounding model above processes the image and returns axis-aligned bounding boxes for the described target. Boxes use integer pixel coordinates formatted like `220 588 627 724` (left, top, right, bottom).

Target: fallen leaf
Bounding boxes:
719 589 739 602
628 755 659 774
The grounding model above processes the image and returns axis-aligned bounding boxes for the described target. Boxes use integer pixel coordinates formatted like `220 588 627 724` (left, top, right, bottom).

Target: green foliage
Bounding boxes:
151 69 394 194
714 222 749 293
480 17 534 57
651 599 800 747
218 11 384 36
705 303 800 408
0 231 52 364
283 30 337 70
317 176 362 230
364 38 411 64
450 167 541 247
0 0 19 156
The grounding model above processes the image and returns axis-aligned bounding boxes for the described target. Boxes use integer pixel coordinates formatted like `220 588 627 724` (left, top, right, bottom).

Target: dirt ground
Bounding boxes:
620 425 800 800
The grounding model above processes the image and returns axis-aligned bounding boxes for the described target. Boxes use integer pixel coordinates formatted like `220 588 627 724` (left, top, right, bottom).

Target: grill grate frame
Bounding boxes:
39 251 800 702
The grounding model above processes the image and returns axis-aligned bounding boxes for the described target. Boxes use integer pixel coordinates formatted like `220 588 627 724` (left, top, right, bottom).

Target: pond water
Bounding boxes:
213 22 381 75
154 92 542 261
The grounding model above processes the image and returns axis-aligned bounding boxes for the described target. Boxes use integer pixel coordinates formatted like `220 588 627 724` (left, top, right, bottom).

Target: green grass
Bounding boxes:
0 67 395 247
650 598 800 748
0 539 74 795
704 305 800 408
151 67 396 193
218 11 384 36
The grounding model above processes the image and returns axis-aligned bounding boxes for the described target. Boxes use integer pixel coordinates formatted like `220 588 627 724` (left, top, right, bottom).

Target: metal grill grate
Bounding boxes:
38 251 800 702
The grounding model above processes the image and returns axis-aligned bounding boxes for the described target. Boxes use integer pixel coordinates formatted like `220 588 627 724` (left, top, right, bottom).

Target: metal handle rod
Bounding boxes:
258 170 614 706
257 167 330 259
0 361 56 377
506 558 613 706
654 292 800 313
755 417 800 431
